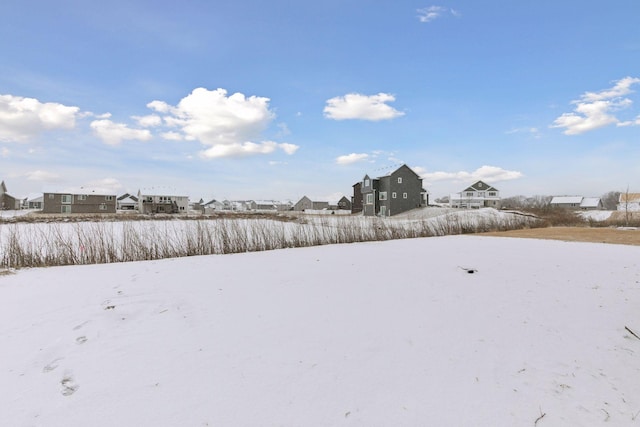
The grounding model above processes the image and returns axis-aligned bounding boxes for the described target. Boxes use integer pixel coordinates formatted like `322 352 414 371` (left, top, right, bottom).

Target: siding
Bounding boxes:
42 193 117 214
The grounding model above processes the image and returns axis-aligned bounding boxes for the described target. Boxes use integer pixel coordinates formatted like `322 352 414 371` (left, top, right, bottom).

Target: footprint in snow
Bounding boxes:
72 320 90 331
75 336 88 345
42 358 63 373
61 375 79 396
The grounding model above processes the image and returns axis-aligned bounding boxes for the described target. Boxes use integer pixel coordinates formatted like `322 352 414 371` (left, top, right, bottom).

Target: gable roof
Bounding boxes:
463 181 498 192
137 188 188 197
619 193 640 203
377 164 421 179
550 196 583 204
46 187 117 196
118 195 138 204
580 197 602 208
117 193 138 201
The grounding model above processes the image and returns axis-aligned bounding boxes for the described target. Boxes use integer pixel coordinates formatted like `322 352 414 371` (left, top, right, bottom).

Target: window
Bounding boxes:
366 194 374 204
466 192 474 197
61 205 71 214
77 195 87 201
105 195 114 201
99 203 107 210
48 194 54 199
478 192 485 197
379 192 387 200
403 193 408 199
61 194 72 204
488 192 496 196
145 196 153 202
397 177 403 184
364 179 370 187
392 192 397 199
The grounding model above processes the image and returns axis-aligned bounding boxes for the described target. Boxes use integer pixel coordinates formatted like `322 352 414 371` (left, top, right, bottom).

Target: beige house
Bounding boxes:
550 196 603 210
137 190 189 214
617 193 640 212
293 196 329 211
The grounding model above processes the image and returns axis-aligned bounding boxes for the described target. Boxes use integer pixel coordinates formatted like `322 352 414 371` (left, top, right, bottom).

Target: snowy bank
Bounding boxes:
1 235 640 426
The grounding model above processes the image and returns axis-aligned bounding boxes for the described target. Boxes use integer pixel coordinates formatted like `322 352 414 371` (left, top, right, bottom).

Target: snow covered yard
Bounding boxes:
1 235 640 426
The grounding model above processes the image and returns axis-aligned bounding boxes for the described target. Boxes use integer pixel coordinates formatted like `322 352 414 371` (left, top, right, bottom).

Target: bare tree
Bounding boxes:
625 186 630 227
600 191 621 210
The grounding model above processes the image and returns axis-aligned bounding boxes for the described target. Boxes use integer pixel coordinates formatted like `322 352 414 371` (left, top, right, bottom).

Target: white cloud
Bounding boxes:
582 76 640 102
25 170 60 181
1 147 9 157
132 114 162 127
336 153 370 165
551 76 640 135
160 131 184 141
0 94 79 142
90 119 152 146
417 6 458 23
147 87 295 158
276 122 291 137
84 177 123 193
618 115 640 127
146 100 171 114
324 93 404 121
279 143 299 155
419 165 523 183
505 127 540 136
199 141 298 159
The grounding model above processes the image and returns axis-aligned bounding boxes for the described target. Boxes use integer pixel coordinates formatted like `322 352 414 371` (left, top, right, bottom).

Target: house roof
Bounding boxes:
117 193 138 201
550 196 583 204
580 197 601 208
46 187 117 196
118 196 138 204
619 193 640 203
375 164 421 179
463 181 498 192
137 187 188 197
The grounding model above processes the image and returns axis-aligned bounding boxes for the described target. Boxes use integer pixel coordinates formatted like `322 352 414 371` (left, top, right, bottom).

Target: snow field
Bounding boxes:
1 235 640 426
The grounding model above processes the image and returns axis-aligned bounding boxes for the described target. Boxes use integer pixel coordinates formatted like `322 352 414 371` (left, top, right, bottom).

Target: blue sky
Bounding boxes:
1 0 639 202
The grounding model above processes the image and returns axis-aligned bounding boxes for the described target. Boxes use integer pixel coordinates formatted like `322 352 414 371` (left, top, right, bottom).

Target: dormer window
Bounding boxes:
364 179 370 187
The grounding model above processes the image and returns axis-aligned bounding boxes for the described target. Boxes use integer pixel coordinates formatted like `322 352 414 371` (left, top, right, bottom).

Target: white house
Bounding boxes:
617 193 640 212
579 197 604 210
117 193 139 211
450 181 500 209
203 199 225 213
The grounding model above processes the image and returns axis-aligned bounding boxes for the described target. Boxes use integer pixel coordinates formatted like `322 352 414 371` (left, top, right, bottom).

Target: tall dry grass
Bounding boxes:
0 212 539 269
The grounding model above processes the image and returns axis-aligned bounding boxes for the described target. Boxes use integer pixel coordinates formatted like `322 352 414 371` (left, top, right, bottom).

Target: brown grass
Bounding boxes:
481 226 640 246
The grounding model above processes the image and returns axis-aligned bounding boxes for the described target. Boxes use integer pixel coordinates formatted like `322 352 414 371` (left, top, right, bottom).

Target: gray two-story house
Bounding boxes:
356 165 427 217
0 181 19 210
